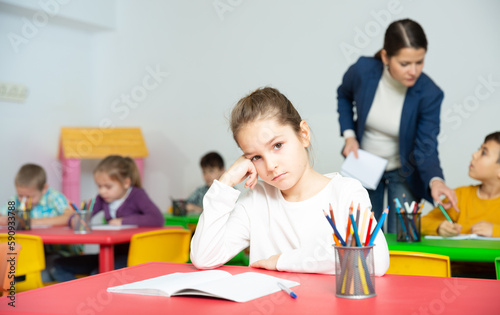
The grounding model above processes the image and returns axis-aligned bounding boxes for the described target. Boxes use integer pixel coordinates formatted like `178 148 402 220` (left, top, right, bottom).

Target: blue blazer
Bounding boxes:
337 57 444 203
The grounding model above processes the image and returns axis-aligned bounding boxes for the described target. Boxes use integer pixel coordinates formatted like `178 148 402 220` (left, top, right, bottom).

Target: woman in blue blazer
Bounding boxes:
337 19 458 233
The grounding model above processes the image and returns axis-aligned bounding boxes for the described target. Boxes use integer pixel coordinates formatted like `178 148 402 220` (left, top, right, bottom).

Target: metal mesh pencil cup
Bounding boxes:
334 245 376 299
396 213 421 242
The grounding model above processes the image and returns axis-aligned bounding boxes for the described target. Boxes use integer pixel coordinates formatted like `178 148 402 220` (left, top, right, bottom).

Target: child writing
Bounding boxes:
190 87 390 276
0 163 80 282
52 155 164 281
0 163 75 226
422 131 500 237
184 151 226 214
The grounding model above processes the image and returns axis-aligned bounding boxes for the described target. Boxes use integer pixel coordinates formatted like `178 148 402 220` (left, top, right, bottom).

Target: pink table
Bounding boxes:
1 262 499 314
14 226 179 273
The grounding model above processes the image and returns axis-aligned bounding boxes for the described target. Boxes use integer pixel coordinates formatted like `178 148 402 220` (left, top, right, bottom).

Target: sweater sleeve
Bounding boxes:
120 188 164 227
190 180 249 269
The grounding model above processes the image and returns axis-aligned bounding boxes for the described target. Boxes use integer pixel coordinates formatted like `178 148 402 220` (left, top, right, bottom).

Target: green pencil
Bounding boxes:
438 204 453 223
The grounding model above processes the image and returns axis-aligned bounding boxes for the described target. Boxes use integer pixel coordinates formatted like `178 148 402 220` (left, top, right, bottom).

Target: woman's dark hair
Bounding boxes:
374 19 428 59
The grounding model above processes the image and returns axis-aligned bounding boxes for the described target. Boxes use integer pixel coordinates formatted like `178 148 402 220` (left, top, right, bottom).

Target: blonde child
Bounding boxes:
0 163 80 282
422 131 500 237
185 151 226 214
190 87 390 276
53 155 163 281
0 163 74 226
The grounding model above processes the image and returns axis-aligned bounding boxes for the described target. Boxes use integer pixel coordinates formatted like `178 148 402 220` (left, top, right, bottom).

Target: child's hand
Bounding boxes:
471 221 493 237
108 218 123 225
437 221 462 237
0 216 8 225
219 156 258 189
250 254 281 271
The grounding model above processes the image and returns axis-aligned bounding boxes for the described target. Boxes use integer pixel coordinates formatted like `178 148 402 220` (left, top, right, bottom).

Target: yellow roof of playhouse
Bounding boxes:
59 127 148 159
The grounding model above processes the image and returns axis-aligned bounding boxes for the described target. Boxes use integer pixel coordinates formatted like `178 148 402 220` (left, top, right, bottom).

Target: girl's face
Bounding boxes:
236 117 311 194
382 47 426 87
94 171 131 203
469 140 500 182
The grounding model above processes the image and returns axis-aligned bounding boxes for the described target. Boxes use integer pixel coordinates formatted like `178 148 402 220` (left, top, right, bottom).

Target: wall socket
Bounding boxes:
0 82 28 102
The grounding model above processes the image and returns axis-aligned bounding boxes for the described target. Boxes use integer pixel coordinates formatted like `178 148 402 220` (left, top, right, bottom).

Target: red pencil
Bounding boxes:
364 212 374 246
346 201 353 242
329 203 335 225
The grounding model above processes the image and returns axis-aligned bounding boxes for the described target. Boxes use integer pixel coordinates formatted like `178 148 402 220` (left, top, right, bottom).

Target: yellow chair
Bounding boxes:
495 257 500 280
387 250 451 277
127 229 192 267
0 234 45 292
0 242 21 296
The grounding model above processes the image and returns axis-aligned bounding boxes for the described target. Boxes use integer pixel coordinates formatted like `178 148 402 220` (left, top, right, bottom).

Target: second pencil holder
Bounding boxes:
396 212 421 242
14 210 31 230
72 210 92 234
334 245 376 299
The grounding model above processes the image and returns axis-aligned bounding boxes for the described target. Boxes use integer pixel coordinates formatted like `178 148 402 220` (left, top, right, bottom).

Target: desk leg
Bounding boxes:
99 244 115 273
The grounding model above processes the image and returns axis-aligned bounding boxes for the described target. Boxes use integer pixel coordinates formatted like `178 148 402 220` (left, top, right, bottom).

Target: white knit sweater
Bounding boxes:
190 173 390 276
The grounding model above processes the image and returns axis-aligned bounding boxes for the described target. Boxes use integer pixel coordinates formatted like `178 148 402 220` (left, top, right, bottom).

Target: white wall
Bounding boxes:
1 0 499 213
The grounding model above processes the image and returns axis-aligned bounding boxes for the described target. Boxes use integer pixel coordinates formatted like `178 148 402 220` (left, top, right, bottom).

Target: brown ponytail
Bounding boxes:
94 155 142 188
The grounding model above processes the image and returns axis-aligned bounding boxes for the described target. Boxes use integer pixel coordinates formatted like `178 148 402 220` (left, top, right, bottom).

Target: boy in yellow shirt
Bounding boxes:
422 131 500 237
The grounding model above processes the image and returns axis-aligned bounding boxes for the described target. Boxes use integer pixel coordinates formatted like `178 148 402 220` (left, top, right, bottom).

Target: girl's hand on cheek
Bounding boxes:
219 156 258 189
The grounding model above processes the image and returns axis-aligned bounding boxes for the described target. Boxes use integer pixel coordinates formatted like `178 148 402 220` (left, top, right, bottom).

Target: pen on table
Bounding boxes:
277 282 297 299
437 204 453 223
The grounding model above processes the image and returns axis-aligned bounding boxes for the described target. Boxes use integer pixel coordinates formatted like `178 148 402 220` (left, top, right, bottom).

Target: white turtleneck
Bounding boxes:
360 66 408 170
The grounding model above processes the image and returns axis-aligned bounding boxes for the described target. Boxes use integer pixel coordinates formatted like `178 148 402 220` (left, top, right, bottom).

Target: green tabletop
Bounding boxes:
164 213 201 229
385 233 500 263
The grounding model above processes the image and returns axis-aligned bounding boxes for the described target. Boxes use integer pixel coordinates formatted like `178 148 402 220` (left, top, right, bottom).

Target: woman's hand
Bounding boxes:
437 221 462 237
250 254 281 270
219 155 258 189
342 137 359 158
431 179 460 212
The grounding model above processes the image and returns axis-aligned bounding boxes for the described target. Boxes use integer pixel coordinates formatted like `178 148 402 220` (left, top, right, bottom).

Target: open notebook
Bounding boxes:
91 224 138 230
107 270 299 303
425 234 500 241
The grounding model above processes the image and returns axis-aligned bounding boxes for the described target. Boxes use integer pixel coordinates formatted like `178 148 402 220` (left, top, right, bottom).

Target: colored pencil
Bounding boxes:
438 204 453 223
368 207 389 246
359 209 369 246
323 210 346 246
349 208 362 247
364 212 374 246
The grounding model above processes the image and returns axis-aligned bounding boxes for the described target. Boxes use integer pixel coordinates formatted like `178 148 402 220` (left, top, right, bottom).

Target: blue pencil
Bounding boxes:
368 207 389 246
323 210 346 246
349 208 362 247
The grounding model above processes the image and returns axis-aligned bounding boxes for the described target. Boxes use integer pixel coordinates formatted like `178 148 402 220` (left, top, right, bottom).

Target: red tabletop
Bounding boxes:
10 226 180 273
1 262 498 314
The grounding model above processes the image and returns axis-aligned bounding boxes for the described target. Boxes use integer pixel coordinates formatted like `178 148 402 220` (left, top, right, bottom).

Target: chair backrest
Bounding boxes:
127 229 192 267
387 250 451 277
0 234 45 292
0 242 21 297
495 257 500 280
